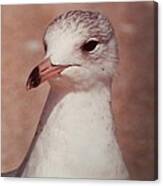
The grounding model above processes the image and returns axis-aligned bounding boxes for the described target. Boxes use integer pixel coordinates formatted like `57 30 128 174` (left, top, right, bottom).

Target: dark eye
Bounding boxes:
82 40 99 52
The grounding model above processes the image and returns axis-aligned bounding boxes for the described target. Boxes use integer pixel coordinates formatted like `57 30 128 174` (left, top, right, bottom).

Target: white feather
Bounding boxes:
22 10 129 179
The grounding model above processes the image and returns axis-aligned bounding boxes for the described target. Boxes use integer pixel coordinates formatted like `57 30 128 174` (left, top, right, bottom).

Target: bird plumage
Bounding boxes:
22 10 129 179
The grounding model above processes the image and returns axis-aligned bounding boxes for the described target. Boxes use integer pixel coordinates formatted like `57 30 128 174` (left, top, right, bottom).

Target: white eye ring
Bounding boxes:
81 38 100 53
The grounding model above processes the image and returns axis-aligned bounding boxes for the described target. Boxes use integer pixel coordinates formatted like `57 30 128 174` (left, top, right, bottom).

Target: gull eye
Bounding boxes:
82 40 99 52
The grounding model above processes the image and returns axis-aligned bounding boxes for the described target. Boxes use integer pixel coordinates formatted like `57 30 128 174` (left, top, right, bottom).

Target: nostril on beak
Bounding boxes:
26 66 41 90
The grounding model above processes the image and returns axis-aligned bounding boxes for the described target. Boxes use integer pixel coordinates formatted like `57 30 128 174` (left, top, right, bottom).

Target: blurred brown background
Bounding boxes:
1 2 156 180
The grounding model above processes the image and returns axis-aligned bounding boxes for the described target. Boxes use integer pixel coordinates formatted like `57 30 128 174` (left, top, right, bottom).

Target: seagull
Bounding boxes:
22 10 129 179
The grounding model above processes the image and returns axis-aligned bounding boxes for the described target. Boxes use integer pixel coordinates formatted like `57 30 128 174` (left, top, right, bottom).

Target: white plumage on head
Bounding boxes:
23 10 129 179
43 10 118 89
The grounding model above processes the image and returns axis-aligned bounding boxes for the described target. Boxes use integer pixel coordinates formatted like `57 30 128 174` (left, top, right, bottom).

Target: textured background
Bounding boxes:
1 2 156 180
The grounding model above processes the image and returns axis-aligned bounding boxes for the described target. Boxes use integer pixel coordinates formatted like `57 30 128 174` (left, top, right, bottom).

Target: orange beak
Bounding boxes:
26 58 76 90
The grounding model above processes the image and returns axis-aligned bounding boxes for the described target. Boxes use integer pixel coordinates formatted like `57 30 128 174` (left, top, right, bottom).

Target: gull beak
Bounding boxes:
26 58 73 90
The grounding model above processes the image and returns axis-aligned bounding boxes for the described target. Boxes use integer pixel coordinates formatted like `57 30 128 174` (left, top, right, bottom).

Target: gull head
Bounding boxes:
26 10 119 90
